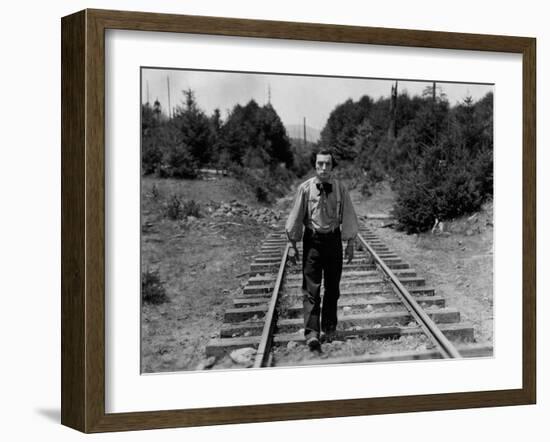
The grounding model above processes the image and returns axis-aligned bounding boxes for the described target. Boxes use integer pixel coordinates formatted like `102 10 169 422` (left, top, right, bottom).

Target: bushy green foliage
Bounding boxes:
358 165 385 197
393 176 437 233
319 88 493 232
146 89 296 204
142 268 169 305
141 91 295 198
289 138 315 177
391 112 492 233
320 96 375 161
164 195 201 220
219 101 293 169
142 83 493 231
164 194 184 220
182 199 201 218
172 90 213 165
392 143 486 232
162 142 199 179
255 186 269 203
142 99 201 178
142 141 163 175
229 163 293 204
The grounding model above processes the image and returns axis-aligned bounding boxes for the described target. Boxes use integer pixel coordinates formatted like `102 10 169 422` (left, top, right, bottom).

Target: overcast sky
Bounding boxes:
142 68 493 130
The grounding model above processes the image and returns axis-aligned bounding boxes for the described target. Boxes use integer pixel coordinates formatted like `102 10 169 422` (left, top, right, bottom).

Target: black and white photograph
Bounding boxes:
140 68 494 373
3 0 545 438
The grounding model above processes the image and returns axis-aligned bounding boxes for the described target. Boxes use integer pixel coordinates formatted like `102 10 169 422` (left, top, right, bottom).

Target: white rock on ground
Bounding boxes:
196 356 216 370
229 347 257 366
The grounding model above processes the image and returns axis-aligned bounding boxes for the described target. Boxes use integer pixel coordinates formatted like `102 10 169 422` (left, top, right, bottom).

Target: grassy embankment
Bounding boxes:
142 176 493 373
140 175 280 373
352 183 493 346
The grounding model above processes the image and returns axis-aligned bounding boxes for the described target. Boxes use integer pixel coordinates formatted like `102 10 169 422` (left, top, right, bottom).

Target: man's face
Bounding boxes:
315 153 333 182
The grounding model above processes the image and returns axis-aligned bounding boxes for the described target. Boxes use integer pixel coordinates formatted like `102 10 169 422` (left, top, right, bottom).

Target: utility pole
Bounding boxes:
267 84 271 105
389 80 398 138
146 80 150 105
167 76 172 119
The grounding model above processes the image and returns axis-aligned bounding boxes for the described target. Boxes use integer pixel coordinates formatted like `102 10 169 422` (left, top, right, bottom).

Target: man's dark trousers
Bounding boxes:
302 227 343 340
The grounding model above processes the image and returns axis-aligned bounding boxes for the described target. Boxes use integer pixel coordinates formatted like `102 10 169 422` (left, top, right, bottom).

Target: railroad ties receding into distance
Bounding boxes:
205 222 493 367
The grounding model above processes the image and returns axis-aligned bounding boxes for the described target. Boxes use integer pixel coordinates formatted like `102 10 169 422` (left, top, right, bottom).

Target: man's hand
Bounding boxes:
345 241 354 264
288 244 300 265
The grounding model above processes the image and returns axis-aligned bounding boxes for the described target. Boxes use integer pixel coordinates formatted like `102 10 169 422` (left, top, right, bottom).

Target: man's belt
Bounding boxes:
306 226 340 236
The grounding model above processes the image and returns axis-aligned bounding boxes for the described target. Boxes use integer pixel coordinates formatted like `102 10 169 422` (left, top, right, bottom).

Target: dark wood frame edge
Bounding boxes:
61 8 536 433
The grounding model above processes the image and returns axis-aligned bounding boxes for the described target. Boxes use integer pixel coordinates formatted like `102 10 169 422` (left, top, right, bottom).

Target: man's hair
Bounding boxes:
310 149 338 169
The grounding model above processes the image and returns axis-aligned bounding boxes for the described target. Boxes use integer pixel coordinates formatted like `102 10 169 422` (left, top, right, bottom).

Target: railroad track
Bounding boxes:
206 223 492 368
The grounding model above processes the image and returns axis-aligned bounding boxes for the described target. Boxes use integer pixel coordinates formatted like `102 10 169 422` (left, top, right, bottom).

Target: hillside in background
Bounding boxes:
286 124 321 143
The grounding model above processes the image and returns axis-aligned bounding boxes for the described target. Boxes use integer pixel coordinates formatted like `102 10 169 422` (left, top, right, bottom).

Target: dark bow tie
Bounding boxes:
316 182 332 195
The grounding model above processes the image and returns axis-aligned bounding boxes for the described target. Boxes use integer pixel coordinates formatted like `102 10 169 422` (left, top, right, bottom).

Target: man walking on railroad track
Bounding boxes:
285 149 359 352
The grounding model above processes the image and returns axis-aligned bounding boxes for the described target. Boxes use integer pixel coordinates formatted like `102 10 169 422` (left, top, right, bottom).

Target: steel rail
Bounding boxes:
253 243 290 368
357 233 461 359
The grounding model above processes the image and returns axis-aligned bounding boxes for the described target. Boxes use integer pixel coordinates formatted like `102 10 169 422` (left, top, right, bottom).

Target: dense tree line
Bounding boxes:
320 85 493 232
143 85 493 230
142 90 294 180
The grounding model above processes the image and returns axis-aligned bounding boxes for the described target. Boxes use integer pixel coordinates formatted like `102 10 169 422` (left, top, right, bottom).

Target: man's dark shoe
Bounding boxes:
306 337 322 353
323 330 337 343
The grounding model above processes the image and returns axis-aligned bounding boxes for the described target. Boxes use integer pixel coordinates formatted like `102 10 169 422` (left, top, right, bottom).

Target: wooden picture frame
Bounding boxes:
61 8 536 433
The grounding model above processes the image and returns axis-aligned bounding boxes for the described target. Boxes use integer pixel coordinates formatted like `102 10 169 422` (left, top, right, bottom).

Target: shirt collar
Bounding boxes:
313 176 333 185
312 176 334 196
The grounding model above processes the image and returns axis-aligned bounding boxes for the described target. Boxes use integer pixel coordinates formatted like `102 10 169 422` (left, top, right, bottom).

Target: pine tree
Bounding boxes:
173 89 213 166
